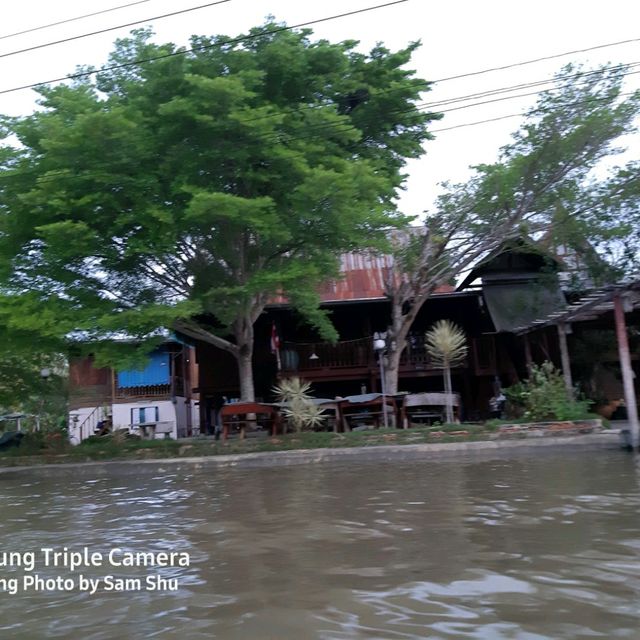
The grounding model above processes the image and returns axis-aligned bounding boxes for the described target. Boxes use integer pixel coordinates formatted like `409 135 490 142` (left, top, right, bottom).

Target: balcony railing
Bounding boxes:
114 377 185 399
281 338 371 370
280 335 475 374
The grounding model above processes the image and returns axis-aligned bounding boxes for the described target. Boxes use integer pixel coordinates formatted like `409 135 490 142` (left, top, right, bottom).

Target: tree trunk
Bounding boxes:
384 306 412 395
237 349 255 402
384 346 402 395
176 316 257 402
235 318 255 402
443 363 454 424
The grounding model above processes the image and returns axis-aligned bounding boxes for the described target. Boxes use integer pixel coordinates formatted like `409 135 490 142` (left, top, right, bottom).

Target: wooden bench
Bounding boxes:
220 402 281 440
402 392 461 427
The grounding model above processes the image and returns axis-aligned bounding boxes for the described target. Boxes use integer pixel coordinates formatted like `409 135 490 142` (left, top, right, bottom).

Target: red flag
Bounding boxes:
270 322 281 354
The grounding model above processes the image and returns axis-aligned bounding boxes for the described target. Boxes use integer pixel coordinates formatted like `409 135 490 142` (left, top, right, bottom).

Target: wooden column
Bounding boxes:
557 323 573 400
523 333 533 373
613 294 639 451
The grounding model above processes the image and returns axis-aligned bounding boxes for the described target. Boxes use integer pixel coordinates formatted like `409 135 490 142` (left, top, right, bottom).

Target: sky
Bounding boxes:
1 0 639 215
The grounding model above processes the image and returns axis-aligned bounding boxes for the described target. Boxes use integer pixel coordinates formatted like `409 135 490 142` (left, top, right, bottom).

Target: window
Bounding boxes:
131 406 159 425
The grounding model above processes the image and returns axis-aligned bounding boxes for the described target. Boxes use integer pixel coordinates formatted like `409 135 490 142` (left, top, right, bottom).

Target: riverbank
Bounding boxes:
0 425 622 472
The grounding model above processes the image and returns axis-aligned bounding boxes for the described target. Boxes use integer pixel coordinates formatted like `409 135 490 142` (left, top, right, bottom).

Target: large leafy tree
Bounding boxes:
0 24 438 400
381 63 640 394
0 302 68 428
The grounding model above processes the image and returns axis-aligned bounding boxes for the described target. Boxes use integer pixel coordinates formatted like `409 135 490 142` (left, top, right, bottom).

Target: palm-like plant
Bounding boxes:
272 377 326 433
425 320 468 423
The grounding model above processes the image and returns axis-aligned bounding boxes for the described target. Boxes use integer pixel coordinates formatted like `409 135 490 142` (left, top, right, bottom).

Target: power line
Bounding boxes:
430 88 638 132
0 1 233 61
0 1 406 96
433 36 640 85
424 63 640 110
228 58 640 130
2 86 636 188
254 65 640 143
0 4 635 112
431 112 526 133
263 86 640 143
236 35 640 127
435 85 639 118
0 1 153 41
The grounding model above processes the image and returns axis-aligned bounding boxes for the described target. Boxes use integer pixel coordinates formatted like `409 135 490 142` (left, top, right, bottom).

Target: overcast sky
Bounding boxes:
1 0 639 214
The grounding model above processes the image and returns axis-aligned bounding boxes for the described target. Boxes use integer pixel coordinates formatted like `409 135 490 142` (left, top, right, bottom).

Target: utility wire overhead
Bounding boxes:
236 60 640 129
432 112 531 133
0 0 153 41
432 90 640 132
2 86 636 187
433 86 639 118
257 85 640 144
0 1 233 61
2 69 638 187
254 65 640 142
231 35 640 126
425 63 640 109
0 3 635 103
0 1 406 96
433 35 640 84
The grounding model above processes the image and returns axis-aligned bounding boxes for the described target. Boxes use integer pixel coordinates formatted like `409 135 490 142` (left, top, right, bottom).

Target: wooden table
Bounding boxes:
337 394 399 431
220 402 281 440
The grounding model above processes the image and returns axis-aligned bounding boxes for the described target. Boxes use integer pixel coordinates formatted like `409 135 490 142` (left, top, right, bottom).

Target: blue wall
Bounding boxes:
117 351 170 388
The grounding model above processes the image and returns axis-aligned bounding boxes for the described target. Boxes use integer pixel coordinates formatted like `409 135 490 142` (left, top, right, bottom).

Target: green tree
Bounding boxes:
0 23 438 400
381 63 640 394
0 309 68 429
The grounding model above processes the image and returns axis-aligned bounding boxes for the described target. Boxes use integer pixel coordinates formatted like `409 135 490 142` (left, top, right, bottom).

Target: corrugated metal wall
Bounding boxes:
117 351 170 388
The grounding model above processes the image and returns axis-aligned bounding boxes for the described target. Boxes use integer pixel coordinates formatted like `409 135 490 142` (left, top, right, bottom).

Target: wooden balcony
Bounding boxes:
280 335 495 380
114 377 185 401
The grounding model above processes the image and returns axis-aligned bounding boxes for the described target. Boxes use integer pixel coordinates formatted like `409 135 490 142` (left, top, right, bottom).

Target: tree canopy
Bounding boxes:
0 23 438 399
0 302 67 427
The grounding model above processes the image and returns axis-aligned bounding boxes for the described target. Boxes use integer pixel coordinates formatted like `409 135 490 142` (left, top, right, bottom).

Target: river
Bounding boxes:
1 449 639 639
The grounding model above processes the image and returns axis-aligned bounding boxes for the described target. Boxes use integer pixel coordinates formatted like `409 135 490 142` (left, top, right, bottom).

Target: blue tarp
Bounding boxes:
117 351 170 388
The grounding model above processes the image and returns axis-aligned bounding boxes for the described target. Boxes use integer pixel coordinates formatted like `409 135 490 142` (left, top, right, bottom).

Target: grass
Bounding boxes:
0 424 492 466
0 416 602 468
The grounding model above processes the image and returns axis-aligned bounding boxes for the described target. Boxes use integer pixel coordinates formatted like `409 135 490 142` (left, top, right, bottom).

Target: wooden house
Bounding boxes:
68 341 199 443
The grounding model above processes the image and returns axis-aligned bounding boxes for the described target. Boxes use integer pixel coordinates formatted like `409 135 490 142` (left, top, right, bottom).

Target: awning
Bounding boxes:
483 281 566 333
511 280 640 334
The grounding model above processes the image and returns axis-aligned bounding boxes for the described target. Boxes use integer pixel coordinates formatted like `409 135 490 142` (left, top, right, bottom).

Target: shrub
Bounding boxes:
272 377 326 432
504 361 592 422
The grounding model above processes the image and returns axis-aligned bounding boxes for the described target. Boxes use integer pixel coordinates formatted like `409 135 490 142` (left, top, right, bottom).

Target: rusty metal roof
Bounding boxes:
316 252 454 302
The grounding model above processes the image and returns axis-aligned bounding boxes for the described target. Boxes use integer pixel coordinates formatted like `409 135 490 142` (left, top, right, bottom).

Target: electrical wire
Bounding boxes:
0 0 409 96
431 112 526 133
2 85 636 188
433 36 640 85
253 66 640 143
257 85 640 143
0 0 153 41
219 59 640 129
0 1 232 61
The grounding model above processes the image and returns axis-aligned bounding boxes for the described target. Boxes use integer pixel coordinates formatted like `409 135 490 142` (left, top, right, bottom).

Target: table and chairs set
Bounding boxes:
219 392 461 440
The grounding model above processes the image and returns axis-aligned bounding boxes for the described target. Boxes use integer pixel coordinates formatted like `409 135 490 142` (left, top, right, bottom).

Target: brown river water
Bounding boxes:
1 450 639 639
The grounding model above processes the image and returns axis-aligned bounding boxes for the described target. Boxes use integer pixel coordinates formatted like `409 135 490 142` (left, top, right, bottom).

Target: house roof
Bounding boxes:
458 238 560 291
317 251 455 303
268 248 455 306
